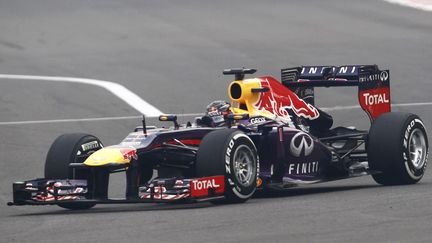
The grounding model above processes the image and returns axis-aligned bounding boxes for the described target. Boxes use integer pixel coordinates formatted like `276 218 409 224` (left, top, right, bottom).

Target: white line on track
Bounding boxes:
383 0 432 11
0 74 163 117
1 103 431 126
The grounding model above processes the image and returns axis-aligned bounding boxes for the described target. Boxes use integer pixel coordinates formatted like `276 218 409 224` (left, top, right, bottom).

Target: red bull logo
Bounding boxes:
120 147 138 161
253 77 319 120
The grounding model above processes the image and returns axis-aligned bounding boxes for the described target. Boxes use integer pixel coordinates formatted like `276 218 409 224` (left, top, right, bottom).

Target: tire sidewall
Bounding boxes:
368 113 429 185
401 118 428 180
45 134 103 179
223 132 258 200
45 133 103 209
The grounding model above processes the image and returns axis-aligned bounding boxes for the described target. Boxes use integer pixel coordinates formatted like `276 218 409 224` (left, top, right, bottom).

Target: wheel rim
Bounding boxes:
233 145 255 187
408 128 427 169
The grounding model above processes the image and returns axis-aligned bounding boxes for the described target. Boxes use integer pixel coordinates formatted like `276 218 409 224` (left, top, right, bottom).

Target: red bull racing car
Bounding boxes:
8 65 429 209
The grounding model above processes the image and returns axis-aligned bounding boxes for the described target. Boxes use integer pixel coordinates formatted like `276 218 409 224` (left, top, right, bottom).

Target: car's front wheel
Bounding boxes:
196 129 258 203
45 133 103 209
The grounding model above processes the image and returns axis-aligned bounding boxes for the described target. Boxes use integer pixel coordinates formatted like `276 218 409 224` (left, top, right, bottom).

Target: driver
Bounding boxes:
198 100 231 127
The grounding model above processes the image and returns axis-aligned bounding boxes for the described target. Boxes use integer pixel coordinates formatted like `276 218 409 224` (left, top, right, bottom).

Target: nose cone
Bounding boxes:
83 146 137 166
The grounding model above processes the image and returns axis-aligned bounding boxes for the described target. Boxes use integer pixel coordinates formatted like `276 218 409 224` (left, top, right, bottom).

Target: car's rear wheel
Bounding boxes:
367 112 428 185
45 133 103 209
196 129 258 203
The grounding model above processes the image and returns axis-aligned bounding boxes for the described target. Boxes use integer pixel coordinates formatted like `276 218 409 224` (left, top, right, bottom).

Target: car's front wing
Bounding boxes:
8 175 225 206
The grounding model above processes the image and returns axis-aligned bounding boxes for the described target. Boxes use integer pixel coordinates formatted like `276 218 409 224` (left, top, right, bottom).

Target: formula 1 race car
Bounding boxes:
9 65 429 209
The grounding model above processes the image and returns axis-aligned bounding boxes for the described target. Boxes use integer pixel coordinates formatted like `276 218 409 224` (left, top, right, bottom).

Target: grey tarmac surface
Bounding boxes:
1 0 432 242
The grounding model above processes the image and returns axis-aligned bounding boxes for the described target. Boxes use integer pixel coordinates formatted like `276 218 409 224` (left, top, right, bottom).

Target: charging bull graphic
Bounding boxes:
253 77 320 121
120 147 138 161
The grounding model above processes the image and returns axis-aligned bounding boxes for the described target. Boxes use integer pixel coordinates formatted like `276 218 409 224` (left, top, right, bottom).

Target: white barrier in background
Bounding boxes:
384 0 432 11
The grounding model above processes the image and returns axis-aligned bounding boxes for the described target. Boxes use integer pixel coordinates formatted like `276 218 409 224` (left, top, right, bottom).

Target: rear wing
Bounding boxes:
281 65 391 122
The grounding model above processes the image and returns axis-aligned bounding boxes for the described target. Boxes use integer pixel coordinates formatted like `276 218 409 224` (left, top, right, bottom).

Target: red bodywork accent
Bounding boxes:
254 77 320 120
190 176 224 198
120 148 138 161
151 139 202 149
359 87 391 120
167 139 201 146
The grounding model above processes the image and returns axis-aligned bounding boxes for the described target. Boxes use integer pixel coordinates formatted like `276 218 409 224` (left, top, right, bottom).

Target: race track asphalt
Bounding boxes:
1 0 432 242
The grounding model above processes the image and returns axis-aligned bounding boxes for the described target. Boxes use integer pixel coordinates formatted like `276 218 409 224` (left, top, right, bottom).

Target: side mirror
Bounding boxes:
225 113 249 128
159 114 179 129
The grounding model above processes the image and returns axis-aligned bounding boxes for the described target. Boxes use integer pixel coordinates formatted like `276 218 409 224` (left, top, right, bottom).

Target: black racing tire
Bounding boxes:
45 133 103 209
367 112 428 185
196 129 258 203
